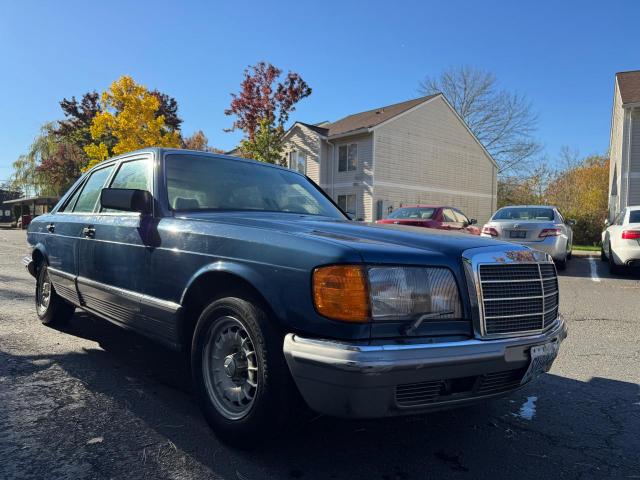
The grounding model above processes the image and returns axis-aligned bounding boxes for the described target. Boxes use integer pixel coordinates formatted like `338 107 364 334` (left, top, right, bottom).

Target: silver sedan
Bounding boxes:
481 205 575 269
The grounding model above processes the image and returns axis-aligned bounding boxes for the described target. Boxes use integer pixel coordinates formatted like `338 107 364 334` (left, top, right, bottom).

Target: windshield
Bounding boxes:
165 154 345 218
493 207 555 221
387 207 435 220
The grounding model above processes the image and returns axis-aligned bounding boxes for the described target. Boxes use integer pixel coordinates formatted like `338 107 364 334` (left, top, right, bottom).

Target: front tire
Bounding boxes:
35 263 74 325
191 296 297 448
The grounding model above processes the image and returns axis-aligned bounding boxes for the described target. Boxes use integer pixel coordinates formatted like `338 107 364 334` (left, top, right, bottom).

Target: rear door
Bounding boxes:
41 177 90 305
76 155 153 331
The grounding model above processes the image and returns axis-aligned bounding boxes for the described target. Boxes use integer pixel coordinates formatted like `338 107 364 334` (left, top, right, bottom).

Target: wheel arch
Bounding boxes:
31 243 48 274
179 262 285 351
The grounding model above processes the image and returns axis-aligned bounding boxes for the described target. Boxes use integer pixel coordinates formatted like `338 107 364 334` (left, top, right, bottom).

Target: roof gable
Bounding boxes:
323 94 440 136
617 70 640 105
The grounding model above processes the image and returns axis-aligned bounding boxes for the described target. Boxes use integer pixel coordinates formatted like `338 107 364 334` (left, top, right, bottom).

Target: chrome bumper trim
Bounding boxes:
284 316 567 374
23 256 35 277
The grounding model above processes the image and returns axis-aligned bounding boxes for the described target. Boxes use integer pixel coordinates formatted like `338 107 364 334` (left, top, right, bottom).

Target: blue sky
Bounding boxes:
1 0 639 181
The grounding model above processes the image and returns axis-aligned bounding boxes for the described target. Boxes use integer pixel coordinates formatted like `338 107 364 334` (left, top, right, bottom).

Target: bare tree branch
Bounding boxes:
419 66 540 175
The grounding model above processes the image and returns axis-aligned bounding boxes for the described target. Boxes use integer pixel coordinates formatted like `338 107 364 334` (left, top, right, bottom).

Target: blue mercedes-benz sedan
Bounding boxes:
24 148 566 447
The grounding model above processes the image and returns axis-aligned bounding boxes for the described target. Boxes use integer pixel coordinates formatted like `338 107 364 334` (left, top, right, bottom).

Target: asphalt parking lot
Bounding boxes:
1 229 639 480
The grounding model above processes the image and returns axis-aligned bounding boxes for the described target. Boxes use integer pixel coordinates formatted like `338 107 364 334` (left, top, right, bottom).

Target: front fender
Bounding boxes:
179 260 287 321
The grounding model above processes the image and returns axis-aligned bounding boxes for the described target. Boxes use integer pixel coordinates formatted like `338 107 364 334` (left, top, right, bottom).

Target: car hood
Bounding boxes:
177 212 511 262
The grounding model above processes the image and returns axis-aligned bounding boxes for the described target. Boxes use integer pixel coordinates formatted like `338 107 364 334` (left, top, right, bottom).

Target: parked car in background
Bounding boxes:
481 205 574 270
24 149 566 447
601 206 640 273
376 205 480 234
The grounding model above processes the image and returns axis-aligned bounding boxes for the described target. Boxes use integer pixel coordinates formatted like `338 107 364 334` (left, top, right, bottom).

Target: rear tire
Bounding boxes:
191 296 298 448
35 263 74 326
600 245 607 262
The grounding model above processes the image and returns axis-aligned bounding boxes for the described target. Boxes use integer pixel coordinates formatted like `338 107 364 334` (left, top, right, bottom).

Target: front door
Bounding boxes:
76 156 151 330
442 208 463 231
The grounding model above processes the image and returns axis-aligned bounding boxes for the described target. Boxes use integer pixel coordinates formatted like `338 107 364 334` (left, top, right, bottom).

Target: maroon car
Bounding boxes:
376 205 480 235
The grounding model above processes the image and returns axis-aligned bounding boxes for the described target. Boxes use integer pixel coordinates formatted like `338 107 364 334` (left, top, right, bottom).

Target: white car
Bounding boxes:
601 206 640 273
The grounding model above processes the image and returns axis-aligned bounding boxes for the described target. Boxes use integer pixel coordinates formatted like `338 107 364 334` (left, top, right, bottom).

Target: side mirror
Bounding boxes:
100 188 153 214
469 218 477 225
567 219 577 226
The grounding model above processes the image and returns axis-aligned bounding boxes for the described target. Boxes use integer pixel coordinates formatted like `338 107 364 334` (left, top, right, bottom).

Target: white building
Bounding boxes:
608 70 640 219
282 94 498 223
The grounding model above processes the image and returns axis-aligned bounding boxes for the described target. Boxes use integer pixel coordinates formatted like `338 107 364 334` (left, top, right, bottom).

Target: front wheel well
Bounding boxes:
180 272 279 352
32 249 45 274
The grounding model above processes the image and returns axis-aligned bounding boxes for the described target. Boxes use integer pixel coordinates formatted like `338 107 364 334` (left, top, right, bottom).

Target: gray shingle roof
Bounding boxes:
321 94 440 136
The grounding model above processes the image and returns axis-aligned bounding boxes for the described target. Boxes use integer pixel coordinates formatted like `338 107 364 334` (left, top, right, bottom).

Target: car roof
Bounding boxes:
627 206 640 211
82 147 304 178
398 205 444 209
498 205 557 209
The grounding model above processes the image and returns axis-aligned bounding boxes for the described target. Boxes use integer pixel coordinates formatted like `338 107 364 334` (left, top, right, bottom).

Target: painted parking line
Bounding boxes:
588 257 601 283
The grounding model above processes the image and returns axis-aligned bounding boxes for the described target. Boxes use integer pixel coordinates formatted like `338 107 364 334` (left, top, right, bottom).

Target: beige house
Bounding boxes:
608 70 640 219
282 94 498 223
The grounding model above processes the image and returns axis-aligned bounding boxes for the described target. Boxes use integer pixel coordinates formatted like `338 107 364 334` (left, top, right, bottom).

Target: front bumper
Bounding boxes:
283 317 567 418
23 255 36 277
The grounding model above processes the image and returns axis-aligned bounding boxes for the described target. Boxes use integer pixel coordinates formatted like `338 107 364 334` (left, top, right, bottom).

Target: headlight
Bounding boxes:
368 267 462 321
312 265 462 323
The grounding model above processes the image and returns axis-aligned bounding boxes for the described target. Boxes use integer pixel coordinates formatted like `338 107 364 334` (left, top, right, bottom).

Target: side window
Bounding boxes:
453 210 469 224
337 194 356 215
289 151 306 175
109 159 151 191
443 209 458 223
338 144 357 172
72 166 115 213
59 181 85 212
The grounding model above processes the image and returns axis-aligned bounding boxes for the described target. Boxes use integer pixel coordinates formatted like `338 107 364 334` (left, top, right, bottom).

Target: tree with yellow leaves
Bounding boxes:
84 76 181 170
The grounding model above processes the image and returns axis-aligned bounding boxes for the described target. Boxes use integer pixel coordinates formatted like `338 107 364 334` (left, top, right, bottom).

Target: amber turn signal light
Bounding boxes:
312 265 370 323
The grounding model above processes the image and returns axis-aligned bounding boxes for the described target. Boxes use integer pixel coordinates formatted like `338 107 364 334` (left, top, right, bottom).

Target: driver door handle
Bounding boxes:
82 226 96 238
46 223 55 233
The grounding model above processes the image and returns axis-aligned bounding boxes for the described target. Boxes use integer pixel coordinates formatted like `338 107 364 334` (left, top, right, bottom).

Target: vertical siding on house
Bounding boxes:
325 134 374 221
373 96 497 224
282 125 321 184
629 109 640 205
609 83 625 215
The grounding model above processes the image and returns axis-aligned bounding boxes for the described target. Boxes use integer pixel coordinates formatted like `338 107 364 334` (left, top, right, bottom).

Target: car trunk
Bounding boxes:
495 221 556 242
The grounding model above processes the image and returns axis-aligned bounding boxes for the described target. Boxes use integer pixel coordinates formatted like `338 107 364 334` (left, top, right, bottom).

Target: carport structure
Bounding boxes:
2 196 59 228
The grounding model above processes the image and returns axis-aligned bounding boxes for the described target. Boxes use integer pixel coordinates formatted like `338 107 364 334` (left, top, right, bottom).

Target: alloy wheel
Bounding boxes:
202 316 259 420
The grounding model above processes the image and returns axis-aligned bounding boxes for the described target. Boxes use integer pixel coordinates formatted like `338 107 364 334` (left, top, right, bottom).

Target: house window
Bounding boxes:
337 194 357 216
289 150 306 175
338 143 357 172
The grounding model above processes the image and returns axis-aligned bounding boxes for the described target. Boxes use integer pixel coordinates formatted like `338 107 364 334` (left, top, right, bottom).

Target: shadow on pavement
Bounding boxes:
2 312 639 479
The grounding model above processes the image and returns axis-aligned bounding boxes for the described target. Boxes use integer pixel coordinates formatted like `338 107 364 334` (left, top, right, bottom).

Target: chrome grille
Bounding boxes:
478 262 559 336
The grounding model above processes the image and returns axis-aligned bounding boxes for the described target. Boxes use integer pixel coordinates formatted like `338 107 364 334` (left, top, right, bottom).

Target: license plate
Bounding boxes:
521 340 559 385
510 230 527 239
